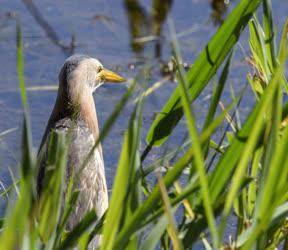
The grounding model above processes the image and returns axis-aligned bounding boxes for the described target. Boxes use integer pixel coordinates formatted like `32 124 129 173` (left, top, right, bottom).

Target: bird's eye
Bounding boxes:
97 67 103 73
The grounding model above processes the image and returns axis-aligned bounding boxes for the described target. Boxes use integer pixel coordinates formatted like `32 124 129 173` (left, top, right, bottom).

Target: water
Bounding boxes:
0 0 287 248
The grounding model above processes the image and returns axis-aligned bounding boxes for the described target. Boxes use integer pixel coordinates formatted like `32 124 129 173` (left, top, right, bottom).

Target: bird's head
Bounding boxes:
58 54 126 95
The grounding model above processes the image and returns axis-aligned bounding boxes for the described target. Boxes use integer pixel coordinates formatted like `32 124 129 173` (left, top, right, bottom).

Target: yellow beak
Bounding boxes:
100 69 126 83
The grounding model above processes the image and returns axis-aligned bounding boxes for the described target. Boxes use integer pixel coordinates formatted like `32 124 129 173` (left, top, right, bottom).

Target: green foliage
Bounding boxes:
146 0 262 147
1 0 288 249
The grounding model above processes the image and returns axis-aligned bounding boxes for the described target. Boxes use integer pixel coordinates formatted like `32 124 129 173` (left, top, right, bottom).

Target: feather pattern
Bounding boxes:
37 55 112 249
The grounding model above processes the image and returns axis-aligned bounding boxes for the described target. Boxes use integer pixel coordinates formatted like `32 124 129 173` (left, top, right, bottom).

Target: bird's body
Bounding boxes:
37 55 125 245
45 117 108 230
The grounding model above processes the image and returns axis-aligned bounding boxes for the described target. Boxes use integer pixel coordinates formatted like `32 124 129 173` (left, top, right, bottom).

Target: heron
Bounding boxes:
37 54 126 244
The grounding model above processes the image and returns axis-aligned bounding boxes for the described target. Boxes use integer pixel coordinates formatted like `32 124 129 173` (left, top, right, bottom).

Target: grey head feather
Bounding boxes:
58 54 91 83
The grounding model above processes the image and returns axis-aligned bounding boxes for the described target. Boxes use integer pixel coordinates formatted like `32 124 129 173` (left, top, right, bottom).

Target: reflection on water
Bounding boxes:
152 0 173 58
124 0 231 58
21 0 75 55
210 0 231 25
124 0 172 58
124 0 149 53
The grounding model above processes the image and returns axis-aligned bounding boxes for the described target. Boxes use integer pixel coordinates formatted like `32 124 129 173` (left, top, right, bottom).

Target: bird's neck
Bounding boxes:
77 91 99 140
45 84 99 141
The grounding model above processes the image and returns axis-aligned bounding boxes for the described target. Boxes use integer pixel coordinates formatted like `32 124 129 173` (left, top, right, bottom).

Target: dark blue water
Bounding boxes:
0 0 287 248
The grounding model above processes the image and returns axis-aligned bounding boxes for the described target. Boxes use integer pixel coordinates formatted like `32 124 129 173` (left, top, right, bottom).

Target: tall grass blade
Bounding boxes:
157 173 182 250
58 210 97 249
146 0 262 147
201 51 234 156
263 0 277 68
101 94 143 249
168 19 218 248
218 63 283 236
0 21 35 250
139 213 170 250
114 96 239 248
37 131 67 243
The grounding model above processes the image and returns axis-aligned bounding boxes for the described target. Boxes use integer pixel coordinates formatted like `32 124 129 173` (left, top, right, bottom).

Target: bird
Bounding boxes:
36 54 126 244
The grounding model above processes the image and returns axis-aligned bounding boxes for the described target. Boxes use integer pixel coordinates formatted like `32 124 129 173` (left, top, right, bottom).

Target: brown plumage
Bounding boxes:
37 55 125 245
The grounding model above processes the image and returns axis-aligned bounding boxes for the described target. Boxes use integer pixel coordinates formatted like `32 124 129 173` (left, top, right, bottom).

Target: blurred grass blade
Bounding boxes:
146 0 262 147
16 19 34 177
180 177 253 248
277 18 288 66
247 147 262 217
101 128 131 249
250 126 288 245
121 95 144 250
242 30 287 245
114 96 239 248
202 51 234 156
157 173 182 250
0 20 35 250
139 208 177 250
169 19 218 247
263 0 277 68
37 131 67 243
142 139 191 178
249 18 269 80
58 210 97 249
219 62 284 238
101 95 143 249
208 71 280 204
237 194 288 247
16 20 28 107
54 180 79 246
